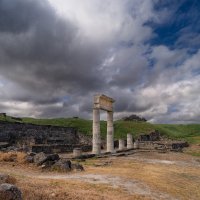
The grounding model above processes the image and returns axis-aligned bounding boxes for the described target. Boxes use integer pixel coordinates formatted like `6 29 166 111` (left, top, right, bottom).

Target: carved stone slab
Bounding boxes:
93 94 115 112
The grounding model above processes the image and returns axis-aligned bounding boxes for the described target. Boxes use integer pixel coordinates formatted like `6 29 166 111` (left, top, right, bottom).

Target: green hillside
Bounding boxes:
0 115 155 139
22 118 155 139
0 115 199 144
154 124 200 144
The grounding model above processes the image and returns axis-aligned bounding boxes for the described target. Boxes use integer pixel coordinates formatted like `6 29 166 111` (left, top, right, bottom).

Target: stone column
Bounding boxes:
73 148 82 158
107 111 114 152
134 141 139 149
92 108 101 154
118 139 125 150
127 133 133 149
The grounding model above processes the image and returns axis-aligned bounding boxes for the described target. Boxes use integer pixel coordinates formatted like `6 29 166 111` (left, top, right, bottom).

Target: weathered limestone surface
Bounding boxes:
93 94 114 112
134 141 139 149
118 139 125 150
107 111 114 152
73 148 82 158
92 108 101 154
127 133 133 149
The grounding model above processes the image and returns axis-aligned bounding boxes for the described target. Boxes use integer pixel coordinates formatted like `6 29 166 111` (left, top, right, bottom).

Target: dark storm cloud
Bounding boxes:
0 0 48 33
0 0 107 106
111 92 154 113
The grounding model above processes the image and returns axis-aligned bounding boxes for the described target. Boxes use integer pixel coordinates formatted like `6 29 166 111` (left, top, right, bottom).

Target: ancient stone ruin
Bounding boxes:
0 94 189 156
0 121 92 153
91 94 188 156
92 94 115 154
114 131 189 154
137 131 160 141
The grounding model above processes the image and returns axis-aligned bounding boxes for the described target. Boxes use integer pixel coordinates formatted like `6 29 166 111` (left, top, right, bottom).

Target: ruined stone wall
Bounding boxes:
137 131 160 141
31 144 92 154
0 121 92 153
0 121 78 144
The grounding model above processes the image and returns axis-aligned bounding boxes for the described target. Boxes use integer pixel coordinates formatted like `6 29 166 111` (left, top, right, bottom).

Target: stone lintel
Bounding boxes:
93 94 115 112
94 94 115 103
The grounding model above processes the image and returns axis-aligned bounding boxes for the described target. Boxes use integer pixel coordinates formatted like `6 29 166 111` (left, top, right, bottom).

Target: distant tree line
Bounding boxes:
122 114 147 122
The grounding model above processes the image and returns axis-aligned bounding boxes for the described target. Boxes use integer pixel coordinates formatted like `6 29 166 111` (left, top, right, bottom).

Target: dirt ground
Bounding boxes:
0 148 200 200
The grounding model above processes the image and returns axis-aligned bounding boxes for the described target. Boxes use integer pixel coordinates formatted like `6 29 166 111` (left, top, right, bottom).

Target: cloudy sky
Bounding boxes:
0 0 199 123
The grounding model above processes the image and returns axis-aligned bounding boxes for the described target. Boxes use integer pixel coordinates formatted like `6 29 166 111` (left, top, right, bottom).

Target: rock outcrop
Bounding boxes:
0 183 22 200
28 152 84 172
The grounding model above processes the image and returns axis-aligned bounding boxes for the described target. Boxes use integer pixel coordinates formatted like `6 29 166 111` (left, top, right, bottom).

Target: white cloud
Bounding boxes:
48 0 157 44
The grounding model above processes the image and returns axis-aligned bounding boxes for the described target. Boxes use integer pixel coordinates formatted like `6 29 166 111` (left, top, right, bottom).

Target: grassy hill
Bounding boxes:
154 124 200 144
0 115 199 144
21 118 156 139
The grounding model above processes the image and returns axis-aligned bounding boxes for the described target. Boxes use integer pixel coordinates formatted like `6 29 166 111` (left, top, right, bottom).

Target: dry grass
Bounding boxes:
16 178 146 200
0 174 16 185
184 144 200 157
0 151 199 200
83 152 200 200
0 152 26 163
